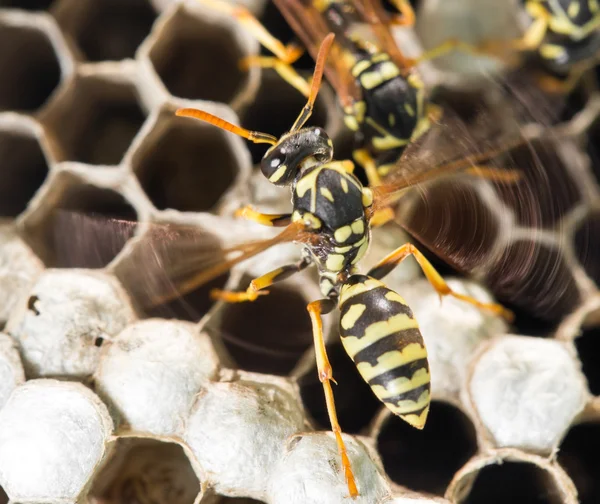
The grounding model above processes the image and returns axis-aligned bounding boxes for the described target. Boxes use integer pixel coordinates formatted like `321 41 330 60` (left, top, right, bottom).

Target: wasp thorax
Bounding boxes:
261 127 334 186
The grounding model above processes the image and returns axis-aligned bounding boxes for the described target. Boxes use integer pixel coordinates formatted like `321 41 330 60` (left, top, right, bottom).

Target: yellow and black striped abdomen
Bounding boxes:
338 275 430 429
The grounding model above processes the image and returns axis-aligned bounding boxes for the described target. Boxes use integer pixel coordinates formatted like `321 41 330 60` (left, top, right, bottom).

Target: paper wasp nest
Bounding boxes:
0 1 599 503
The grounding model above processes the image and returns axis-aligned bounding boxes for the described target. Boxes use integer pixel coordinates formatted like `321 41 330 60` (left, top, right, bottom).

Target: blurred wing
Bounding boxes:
273 0 361 106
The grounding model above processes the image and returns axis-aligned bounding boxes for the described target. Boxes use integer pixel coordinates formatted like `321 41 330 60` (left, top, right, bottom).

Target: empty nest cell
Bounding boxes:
55 0 157 62
41 74 146 165
574 328 600 396
89 437 200 504
558 421 600 504
299 342 381 434
113 219 229 322
148 5 248 104
132 109 240 213
218 276 312 375
460 461 563 504
22 175 137 267
0 19 61 112
0 128 49 217
377 401 477 495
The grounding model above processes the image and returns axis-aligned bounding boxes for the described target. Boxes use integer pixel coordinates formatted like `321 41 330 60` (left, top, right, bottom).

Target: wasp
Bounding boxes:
171 34 518 498
200 0 439 186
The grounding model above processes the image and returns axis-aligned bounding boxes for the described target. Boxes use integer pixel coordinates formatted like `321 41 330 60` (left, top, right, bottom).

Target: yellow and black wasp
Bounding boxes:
170 34 519 498
200 0 436 186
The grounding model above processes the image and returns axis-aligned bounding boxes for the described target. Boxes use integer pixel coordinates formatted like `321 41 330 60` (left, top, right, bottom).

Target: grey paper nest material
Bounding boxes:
1 1 600 504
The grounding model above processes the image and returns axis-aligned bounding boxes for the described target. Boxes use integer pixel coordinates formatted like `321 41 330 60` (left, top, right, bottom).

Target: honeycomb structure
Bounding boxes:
0 1 600 504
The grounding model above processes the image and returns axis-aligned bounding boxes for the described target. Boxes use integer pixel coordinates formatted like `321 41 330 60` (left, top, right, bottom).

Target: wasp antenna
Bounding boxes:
291 32 335 132
176 108 278 145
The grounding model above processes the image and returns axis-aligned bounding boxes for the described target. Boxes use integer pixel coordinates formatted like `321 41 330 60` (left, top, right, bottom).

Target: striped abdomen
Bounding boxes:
338 275 430 429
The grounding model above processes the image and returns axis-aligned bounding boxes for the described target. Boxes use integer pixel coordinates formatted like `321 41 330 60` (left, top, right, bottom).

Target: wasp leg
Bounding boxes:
240 56 311 97
307 299 359 499
353 149 383 186
197 0 304 64
387 0 416 26
367 243 514 321
235 206 292 227
370 207 395 228
211 258 309 302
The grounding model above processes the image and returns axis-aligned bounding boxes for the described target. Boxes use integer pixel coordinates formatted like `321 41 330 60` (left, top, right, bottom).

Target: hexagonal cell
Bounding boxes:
299 342 381 434
132 107 246 213
460 462 563 504
0 0 53 8
113 218 229 322
217 274 312 375
240 72 329 165
558 421 600 504
147 4 249 104
89 437 200 504
22 174 137 267
575 210 600 287
0 126 49 217
41 74 146 165
486 241 581 324
0 18 61 112
574 328 600 396
376 401 477 495
55 0 157 62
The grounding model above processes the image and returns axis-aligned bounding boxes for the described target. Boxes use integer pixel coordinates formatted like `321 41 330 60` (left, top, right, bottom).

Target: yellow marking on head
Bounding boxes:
351 239 369 265
539 43 567 60
404 103 415 117
341 178 349 193
320 187 335 202
568 1 580 17
339 277 383 305
371 367 430 400
385 291 408 304
269 164 288 183
379 61 400 80
351 219 364 235
387 389 430 415
360 71 386 90
344 115 360 131
362 188 373 207
342 313 419 357
352 59 372 77
341 303 367 330
334 225 352 243
326 254 346 272
356 344 428 381
302 212 322 229
397 404 429 429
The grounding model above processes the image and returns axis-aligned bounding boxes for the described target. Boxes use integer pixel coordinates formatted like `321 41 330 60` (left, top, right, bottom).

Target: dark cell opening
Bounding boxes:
219 276 313 375
67 0 157 61
240 72 328 165
149 7 247 104
134 118 238 213
0 24 60 112
0 0 54 8
377 401 477 495
575 211 600 287
462 462 562 504
558 422 600 504
89 438 200 504
299 342 381 434
574 328 600 395
0 485 7 504
113 220 228 323
0 131 49 217
43 77 146 165
25 179 137 268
